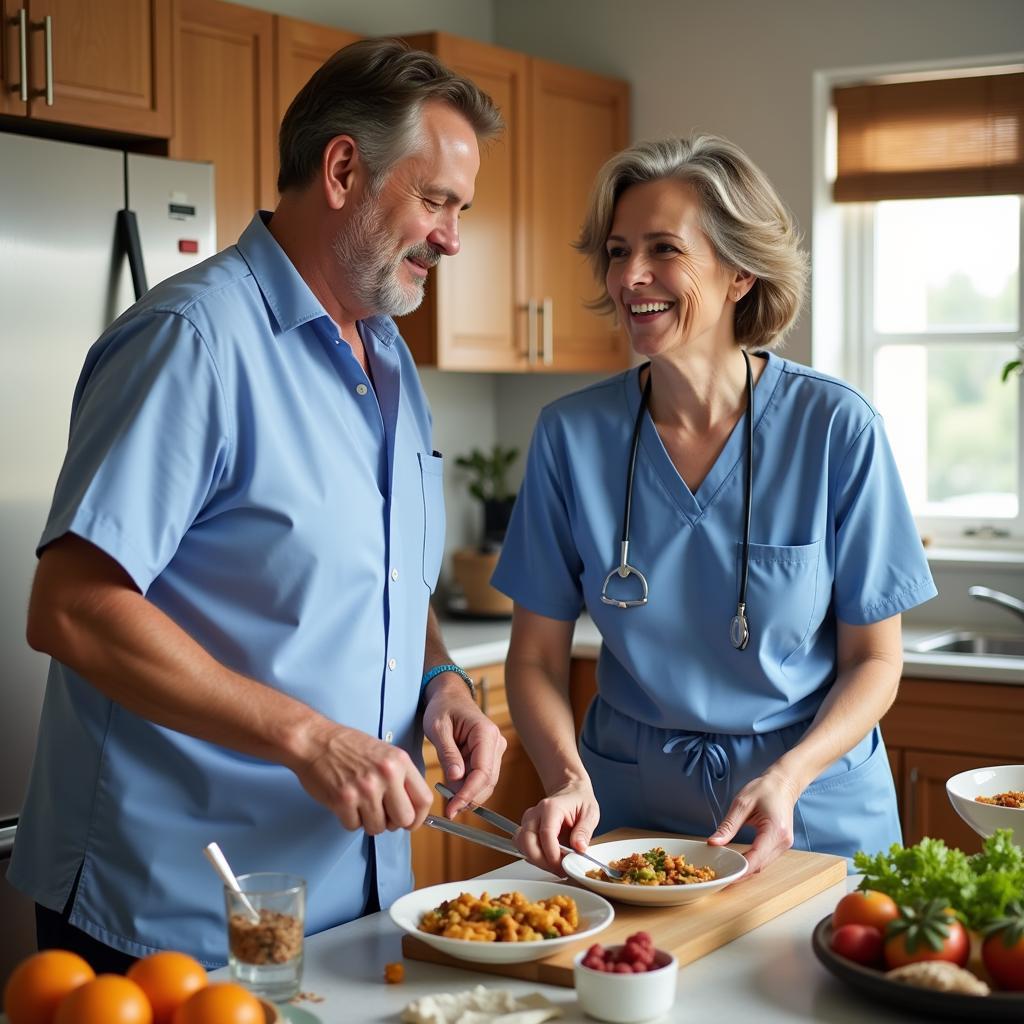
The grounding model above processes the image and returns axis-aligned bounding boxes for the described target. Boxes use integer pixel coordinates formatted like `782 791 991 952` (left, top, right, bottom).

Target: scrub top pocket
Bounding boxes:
418 452 445 591
739 539 821 664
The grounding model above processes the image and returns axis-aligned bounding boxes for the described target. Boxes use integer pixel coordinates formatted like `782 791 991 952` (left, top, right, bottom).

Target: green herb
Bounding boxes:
643 847 667 872
544 930 558 939
853 829 1024 931
480 906 510 921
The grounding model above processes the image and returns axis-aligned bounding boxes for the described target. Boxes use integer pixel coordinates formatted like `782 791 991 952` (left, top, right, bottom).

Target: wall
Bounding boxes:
238 0 494 41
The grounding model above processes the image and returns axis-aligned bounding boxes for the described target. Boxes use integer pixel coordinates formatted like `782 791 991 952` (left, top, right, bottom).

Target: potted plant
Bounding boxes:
451 444 519 615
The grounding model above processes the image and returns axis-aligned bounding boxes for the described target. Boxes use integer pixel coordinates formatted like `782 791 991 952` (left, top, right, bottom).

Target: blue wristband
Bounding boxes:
421 662 476 700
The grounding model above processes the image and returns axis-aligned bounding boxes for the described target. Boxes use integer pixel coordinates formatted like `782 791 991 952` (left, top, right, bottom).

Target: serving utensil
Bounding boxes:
424 814 521 858
434 781 624 879
203 841 261 923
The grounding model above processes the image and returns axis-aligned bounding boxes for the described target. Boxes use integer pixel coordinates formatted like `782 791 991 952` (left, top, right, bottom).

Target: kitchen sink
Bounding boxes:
908 630 1024 658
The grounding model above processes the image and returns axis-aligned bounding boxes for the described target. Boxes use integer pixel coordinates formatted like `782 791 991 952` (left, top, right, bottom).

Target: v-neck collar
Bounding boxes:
623 350 784 524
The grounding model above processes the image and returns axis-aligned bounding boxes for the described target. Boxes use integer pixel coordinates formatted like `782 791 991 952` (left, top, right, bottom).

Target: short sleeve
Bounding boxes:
491 412 584 621
39 311 231 593
832 414 937 624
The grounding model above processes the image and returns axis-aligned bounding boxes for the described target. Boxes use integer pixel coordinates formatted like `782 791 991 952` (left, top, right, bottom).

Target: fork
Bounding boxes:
434 782 624 879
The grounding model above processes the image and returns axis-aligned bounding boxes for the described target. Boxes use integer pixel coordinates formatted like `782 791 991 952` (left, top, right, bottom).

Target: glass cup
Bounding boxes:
225 872 305 1003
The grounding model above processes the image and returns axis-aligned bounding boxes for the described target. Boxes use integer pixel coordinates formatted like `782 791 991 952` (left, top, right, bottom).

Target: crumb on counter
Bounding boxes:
385 961 405 984
288 990 326 1004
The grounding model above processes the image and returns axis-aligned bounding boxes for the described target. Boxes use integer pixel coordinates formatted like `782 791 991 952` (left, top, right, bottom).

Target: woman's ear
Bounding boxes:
730 269 756 303
320 134 362 211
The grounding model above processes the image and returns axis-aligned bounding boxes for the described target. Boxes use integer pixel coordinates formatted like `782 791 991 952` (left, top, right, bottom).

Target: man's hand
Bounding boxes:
422 677 506 816
290 721 433 835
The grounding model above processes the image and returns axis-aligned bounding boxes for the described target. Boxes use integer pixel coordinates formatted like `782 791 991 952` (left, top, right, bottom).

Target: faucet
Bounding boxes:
968 586 1024 626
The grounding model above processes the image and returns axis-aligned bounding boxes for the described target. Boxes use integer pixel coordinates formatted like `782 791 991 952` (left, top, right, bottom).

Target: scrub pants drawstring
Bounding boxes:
662 732 731 831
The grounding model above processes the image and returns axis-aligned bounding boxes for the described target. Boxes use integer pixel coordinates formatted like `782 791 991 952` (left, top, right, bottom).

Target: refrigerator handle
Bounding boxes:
13 8 28 102
0 823 15 857
117 209 149 300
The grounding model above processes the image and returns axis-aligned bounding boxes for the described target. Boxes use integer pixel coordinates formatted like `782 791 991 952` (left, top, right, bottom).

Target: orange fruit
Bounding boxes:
127 951 208 1024
53 974 152 1024
3 949 95 1024
172 982 264 1024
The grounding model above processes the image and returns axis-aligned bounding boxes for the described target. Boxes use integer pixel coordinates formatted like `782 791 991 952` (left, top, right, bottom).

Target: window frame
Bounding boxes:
842 197 1024 546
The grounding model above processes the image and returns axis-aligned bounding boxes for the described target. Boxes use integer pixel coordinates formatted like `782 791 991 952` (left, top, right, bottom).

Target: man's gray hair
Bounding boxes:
576 134 808 350
278 38 503 194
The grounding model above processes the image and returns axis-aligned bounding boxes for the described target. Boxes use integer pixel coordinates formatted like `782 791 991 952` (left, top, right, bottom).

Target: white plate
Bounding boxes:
562 838 748 906
946 764 1024 847
390 878 614 964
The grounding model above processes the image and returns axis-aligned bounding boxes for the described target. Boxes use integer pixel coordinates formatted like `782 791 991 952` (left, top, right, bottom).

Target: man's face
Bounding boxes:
333 100 480 318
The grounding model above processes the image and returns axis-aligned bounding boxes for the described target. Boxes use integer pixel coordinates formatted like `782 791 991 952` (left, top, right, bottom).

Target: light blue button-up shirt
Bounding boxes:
9 213 445 964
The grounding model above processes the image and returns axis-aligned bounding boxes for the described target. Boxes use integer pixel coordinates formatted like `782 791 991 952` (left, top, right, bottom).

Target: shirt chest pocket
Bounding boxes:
739 539 822 659
419 452 446 591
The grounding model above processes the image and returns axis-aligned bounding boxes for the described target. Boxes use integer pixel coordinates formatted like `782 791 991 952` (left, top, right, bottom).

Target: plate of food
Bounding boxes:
946 765 1024 846
389 879 614 964
561 838 748 907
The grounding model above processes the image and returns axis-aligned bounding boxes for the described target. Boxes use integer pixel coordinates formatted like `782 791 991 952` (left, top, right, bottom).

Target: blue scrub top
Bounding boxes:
493 352 936 736
9 214 444 965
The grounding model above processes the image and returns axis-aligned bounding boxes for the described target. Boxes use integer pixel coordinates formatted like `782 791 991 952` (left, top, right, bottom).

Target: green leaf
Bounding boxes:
1001 359 1022 383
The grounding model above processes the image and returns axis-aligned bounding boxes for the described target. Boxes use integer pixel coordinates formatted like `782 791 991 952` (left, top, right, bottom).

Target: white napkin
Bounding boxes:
400 985 562 1024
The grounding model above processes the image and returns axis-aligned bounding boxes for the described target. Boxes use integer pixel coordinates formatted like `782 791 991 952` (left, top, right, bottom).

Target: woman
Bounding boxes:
491 135 936 876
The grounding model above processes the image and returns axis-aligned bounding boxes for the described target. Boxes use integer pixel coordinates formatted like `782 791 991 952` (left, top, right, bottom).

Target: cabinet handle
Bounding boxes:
541 297 553 366
31 14 52 105
10 8 27 102
478 675 489 716
906 766 919 841
522 299 539 365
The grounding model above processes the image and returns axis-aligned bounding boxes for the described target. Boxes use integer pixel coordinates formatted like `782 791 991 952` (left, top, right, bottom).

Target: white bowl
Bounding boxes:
389 878 614 964
562 838 748 907
946 765 1024 846
573 946 678 1023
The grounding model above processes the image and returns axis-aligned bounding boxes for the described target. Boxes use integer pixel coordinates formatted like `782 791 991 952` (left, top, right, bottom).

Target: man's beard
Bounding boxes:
331 198 440 318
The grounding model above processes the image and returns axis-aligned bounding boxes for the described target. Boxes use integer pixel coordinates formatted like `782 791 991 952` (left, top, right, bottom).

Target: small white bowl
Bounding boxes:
946 765 1024 847
573 946 678 1023
563 837 748 907
389 878 614 964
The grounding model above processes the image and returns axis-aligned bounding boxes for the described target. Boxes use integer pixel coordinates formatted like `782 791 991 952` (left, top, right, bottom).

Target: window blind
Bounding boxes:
832 71 1024 201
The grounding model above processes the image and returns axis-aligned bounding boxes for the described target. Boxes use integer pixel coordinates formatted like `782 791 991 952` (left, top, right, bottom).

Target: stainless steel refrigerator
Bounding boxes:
0 131 215 981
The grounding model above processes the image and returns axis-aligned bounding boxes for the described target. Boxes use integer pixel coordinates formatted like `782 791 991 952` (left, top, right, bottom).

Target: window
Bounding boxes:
832 69 1024 545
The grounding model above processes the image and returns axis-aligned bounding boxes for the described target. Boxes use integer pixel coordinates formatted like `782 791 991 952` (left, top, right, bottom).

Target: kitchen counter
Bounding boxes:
442 611 1024 686
207 863 929 1023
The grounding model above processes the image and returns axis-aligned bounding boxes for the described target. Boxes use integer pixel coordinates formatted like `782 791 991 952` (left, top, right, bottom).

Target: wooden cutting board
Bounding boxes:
401 828 846 986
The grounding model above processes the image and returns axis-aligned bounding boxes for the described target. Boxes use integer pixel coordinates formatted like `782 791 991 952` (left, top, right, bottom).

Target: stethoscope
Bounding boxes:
600 350 754 651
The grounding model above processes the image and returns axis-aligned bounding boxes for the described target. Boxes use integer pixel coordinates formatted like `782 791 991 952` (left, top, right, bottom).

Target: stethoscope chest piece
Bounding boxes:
730 602 750 650
600 541 649 608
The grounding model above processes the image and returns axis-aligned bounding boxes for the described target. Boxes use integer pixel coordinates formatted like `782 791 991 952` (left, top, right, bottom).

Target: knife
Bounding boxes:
424 814 520 859
434 782 624 879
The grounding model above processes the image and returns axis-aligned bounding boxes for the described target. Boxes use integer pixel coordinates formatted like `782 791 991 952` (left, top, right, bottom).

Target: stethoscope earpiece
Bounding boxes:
603 352 755 654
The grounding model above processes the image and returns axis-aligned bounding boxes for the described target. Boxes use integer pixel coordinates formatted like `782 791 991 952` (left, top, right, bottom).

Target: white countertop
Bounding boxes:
212 863 932 1024
443 612 1024 686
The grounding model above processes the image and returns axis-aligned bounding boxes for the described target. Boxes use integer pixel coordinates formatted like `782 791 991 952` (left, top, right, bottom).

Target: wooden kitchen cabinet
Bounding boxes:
411 661 546 887
171 0 276 250
274 16 360 127
0 0 171 134
398 33 631 373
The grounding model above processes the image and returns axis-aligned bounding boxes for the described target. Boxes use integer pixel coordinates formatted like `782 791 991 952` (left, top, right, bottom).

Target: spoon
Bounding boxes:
203 841 261 924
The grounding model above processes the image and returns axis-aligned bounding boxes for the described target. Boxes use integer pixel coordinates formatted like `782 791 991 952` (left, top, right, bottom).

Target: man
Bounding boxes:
10 39 506 971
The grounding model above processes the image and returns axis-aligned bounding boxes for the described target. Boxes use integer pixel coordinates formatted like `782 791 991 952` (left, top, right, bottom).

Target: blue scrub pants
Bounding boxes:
580 697 902 864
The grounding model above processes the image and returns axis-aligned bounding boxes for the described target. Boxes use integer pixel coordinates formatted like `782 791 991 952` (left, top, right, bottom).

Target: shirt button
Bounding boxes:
356 383 368 395
384 730 394 743
391 568 399 582
388 658 397 670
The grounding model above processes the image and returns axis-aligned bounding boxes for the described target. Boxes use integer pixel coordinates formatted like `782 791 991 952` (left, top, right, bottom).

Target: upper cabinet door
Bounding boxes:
527 59 630 372
171 0 276 251
27 0 172 135
399 33 529 371
0 0 29 116
274 16 360 124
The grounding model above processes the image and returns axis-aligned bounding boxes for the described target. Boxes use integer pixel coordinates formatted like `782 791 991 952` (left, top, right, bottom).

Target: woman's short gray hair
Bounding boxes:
576 134 808 350
278 38 503 194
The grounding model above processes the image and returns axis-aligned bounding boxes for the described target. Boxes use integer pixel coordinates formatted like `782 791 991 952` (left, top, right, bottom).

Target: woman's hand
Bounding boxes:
515 781 601 876
706 766 802 874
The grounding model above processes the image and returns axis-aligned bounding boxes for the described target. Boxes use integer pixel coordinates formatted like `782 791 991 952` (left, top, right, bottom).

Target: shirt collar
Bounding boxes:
235 212 399 347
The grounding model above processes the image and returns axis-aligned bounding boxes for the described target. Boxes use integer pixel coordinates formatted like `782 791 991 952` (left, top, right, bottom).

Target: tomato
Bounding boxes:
832 890 899 933
883 901 969 970
127 952 208 1024
53 975 152 1024
172 982 263 1024
3 949 95 1024
830 924 884 967
981 901 1024 991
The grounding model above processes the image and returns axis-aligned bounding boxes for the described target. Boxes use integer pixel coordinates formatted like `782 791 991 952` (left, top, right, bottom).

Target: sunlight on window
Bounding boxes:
874 196 1019 334
875 344 1018 519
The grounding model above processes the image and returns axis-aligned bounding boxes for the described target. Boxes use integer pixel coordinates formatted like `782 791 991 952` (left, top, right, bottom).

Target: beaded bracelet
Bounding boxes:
421 662 476 700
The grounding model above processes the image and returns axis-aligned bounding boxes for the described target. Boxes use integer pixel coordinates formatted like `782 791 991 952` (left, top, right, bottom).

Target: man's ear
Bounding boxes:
320 135 363 211
730 269 756 303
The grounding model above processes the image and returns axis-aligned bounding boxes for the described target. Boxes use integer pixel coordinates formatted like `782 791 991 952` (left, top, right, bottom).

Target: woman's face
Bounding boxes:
605 178 738 361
